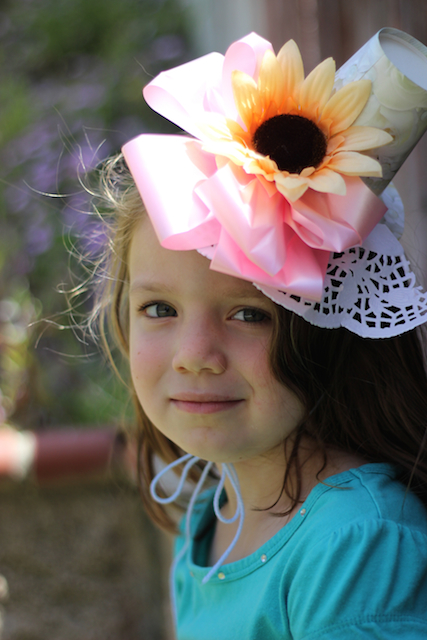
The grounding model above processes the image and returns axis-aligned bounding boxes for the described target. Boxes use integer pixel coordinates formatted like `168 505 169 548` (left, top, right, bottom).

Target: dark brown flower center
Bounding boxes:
252 114 327 174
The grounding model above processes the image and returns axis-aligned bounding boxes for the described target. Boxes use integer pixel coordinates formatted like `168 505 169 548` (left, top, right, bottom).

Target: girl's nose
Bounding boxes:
172 317 227 375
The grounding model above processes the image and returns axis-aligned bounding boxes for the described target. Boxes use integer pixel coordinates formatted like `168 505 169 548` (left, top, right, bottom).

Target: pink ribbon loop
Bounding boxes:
288 177 386 252
122 135 221 250
123 133 386 302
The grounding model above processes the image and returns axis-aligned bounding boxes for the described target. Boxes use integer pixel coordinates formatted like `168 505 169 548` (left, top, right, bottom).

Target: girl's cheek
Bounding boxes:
130 337 168 381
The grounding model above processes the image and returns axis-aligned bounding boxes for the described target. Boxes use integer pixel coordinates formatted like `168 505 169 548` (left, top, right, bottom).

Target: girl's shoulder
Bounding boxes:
291 461 427 571
286 464 427 638
306 461 427 532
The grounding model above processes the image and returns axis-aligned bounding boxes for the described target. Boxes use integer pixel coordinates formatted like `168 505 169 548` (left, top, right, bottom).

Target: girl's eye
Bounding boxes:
232 308 269 323
141 303 177 318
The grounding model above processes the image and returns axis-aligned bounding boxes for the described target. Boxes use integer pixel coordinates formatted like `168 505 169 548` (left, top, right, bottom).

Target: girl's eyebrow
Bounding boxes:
129 281 176 296
129 280 267 301
222 288 268 301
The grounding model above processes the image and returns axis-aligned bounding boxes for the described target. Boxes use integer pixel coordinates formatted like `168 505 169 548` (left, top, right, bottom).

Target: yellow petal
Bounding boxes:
224 118 252 147
258 50 286 112
225 118 249 137
305 167 347 195
198 113 235 142
244 156 277 177
254 155 278 174
336 126 393 151
327 151 383 177
299 58 335 117
300 166 316 177
201 139 248 165
277 39 305 99
326 135 345 155
321 80 371 136
232 70 260 130
275 174 309 201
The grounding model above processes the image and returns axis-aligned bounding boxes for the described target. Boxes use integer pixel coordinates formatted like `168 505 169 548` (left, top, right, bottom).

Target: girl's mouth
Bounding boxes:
170 394 244 414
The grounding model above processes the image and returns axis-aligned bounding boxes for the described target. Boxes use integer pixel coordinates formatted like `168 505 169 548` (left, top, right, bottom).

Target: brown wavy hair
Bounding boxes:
89 154 427 532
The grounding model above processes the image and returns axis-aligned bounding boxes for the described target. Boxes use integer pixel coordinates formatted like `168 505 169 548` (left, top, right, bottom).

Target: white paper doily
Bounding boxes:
257 223 427 338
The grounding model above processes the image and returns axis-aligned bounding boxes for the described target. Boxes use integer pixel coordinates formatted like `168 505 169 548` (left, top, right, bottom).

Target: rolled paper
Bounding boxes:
336 28 427 195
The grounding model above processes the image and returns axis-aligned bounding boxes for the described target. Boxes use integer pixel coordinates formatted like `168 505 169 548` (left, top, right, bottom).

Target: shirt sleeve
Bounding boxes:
286 519 427 639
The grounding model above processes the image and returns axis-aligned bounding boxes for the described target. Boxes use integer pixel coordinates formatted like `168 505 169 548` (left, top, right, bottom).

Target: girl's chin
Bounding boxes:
171 436 265 465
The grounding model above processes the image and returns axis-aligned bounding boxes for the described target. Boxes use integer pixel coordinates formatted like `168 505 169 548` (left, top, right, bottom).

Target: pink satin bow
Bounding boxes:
123 134 384 301
122 33 386 302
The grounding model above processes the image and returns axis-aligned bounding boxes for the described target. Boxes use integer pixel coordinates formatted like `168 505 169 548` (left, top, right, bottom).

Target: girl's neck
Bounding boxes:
210 442 366 566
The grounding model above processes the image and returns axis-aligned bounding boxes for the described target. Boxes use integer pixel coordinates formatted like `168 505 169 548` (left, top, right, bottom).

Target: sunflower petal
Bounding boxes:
321 80 371 136
277 39 305 100
299 58 335 117
275 174 309 201
258 50 285 112
201 140 248 165
305 167 347 195
326 135 345 155
335 126 393 151
244 155 278 177
198 113 235 141
300 166 316 177
232 70 260 130
327 151 383 177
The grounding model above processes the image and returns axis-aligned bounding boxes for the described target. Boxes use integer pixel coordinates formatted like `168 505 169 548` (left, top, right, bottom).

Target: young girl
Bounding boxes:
93 29 427 638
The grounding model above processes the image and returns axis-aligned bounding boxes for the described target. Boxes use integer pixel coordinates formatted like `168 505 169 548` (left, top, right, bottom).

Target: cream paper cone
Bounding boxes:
336 28 427 195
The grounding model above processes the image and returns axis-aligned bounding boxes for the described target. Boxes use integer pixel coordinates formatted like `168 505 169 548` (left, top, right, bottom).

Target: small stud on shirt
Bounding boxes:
218 572 226 580
300 508 307 516
261 554 267 563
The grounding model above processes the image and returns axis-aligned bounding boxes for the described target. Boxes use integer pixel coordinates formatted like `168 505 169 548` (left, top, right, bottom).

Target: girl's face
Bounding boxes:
128 217 304 464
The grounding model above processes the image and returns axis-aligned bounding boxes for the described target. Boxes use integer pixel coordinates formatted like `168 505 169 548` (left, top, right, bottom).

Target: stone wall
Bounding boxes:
0 477 173 640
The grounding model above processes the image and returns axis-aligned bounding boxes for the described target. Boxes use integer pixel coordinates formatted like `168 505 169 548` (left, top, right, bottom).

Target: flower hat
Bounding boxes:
123 28 427 338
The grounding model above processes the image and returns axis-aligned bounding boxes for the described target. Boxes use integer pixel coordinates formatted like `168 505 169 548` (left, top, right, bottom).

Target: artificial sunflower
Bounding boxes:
199 40 393 201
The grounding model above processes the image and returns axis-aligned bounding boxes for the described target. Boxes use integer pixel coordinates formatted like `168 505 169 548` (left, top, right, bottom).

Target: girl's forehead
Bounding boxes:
129 216 270 303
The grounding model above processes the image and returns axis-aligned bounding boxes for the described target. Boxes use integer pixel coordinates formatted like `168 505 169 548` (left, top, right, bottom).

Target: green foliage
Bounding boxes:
0 0 191 428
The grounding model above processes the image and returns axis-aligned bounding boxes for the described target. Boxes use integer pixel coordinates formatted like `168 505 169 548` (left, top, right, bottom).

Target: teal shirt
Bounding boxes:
174 464 427 639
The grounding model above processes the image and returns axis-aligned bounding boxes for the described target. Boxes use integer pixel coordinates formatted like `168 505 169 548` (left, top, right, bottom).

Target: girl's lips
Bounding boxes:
170 396 244 414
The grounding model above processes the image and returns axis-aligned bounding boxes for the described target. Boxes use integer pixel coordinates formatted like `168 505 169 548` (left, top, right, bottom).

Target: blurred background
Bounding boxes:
1 0 427 638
